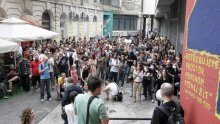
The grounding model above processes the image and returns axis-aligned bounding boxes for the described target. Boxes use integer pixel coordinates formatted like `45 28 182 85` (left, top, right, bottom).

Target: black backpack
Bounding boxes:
116 92 123 102
158 103 185 124
113 82 123 102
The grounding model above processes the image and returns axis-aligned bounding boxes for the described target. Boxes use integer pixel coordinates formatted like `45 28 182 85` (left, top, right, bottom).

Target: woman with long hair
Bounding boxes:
20 108 34 124
133 63 144 103
88 53 97 77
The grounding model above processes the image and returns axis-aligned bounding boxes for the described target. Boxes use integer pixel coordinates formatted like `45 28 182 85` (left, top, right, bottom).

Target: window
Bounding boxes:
113 15 138 31
75 14 79 21
119 18 125 30
113 18 119 30
125 19 131 30
93 16 97 22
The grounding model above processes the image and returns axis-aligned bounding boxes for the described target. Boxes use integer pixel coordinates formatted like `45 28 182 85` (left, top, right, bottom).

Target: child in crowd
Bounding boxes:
71 65 78 84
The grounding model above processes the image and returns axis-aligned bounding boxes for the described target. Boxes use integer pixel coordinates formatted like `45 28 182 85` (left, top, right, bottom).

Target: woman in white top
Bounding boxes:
133 63 144 103
64 91 78 124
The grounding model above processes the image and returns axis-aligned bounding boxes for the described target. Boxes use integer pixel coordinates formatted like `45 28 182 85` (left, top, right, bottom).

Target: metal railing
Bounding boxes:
109 118 152 121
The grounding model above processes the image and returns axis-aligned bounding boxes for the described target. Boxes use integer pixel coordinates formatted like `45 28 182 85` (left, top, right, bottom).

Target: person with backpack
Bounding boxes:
39 56 52 103
151 83 184 124
18 56 30 92
103 80 120 101
58 52 69 77
74 76 109 124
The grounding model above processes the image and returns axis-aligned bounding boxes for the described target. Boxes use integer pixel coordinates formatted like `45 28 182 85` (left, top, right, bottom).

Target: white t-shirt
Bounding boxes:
106 82 118 96
39 54 45 62
109 59 121 72
105 50 111 58
48 57 54 65
64 104 77 124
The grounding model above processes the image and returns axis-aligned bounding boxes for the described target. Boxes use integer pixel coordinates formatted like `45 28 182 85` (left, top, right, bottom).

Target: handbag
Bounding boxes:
86 96 98 124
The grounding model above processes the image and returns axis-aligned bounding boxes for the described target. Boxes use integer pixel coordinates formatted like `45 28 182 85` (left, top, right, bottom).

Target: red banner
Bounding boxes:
181 50 220 124
181 0 220 124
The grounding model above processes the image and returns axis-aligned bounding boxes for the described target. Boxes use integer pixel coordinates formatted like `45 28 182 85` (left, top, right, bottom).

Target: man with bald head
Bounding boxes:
39 56 52 103
151 83 184 124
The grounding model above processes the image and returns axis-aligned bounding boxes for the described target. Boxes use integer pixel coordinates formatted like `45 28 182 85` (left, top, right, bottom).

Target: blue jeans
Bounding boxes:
105 66 110 80
126 66 131 76
118 71 126 87
40 79 51 99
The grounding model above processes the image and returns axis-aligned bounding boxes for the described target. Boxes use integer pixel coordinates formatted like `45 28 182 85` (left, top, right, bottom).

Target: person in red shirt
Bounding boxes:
30 55 41 92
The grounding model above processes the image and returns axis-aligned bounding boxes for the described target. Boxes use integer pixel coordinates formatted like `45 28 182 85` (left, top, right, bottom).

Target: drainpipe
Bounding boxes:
141 0 146 37
55 2 57 31
54 0 59 31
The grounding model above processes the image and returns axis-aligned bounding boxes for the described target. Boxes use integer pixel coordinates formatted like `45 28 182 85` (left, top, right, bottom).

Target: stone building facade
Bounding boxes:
0 0 143 40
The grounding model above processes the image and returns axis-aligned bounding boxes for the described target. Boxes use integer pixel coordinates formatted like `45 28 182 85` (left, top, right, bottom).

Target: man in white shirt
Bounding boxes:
103 81 119 100
104 46 111 59
109 54 121 84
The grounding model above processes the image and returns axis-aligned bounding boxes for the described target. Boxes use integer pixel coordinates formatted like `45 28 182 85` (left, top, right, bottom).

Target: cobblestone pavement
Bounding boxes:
39 83 157 124
0 87 60 124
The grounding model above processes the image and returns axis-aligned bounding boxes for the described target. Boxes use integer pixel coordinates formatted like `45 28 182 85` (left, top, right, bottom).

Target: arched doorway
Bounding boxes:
42 11 51 30
60 14 67 40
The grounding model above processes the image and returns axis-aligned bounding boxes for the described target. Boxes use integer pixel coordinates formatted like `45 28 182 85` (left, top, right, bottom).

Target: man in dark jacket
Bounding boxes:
151 83 184 124
61 77 83 107
18 57 30 92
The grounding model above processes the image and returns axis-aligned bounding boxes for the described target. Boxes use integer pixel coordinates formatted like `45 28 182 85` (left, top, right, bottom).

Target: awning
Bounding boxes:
0 17 59 42
0 39 19 53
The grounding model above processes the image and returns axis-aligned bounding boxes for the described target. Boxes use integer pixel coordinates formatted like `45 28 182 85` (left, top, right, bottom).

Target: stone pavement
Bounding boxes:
0 88 60 124
38 83 157 124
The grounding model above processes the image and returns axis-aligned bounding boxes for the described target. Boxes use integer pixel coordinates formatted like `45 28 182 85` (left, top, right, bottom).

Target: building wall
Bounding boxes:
0 0 104 41
0 0 143 40
155 0 186 52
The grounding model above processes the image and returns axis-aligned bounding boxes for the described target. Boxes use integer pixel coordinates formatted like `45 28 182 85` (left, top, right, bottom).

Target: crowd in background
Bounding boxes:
0 34 182 106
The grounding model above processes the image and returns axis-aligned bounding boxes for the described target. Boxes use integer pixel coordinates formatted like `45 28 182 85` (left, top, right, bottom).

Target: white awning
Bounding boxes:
0 39 19 54
0 17 59 42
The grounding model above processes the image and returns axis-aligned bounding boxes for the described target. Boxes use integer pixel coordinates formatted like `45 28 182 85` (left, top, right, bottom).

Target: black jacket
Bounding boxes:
151 101 184 124
61 84 83 107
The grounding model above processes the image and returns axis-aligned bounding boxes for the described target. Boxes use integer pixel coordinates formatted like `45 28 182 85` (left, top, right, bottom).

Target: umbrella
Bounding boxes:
0 17 59 42
0 39 19 54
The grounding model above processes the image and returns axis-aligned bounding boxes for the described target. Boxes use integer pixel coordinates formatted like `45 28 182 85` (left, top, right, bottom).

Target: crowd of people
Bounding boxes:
0 34 184 124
